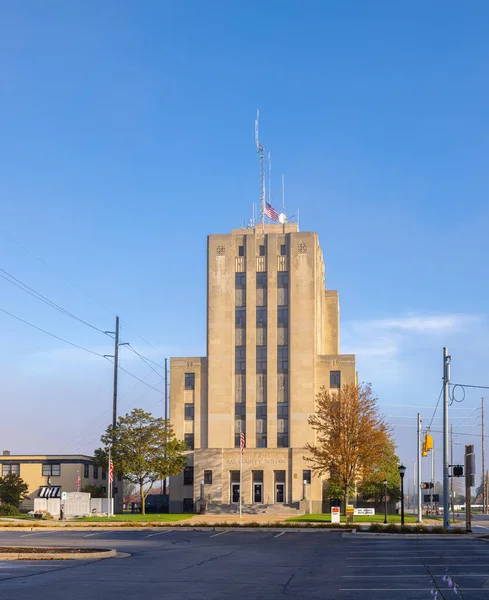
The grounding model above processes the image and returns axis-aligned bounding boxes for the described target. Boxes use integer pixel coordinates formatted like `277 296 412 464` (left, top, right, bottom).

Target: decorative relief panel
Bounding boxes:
298 242 307 254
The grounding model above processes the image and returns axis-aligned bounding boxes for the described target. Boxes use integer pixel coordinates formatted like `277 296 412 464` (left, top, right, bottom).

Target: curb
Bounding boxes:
0 548 116 560
342 531 474 539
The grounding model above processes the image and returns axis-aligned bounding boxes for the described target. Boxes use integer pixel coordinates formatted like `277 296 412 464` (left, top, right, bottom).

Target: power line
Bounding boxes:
125 344 165 379
428 385 444 431
0 266 107 335
0 306 106 358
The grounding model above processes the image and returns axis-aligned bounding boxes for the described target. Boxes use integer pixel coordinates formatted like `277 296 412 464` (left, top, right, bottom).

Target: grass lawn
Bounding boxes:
287 513 418 524
74 513 192 523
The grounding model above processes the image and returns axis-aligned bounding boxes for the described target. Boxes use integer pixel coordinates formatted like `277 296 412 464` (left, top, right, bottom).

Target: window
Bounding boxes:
94 466 99 480
235 433 243 448
2 464 20 477
256 373 267 403
42 464 61 477
101 486 107 494
256 286 266 307
185 373 195 390
204 470 212 485
114 487 118 494
277 307 288 325
235 346 246 373
235 417 245 433
259 245 265 256
184 433 194 450
253 470 264 483
256 434 267 448
256 307 267 326
235 307 246 327
277 345 288 373
280 244 287 256
277 404 288 418
117 475 122 482
184 404 194 420
235 403 246 417
183 466 194 486
330 370 341 389
84 464 89 478
256 419 267 434
238 245 244 257
235 273 246 288
256 403 267 418
235 326 245 346
183 498 194 513
277 433 289 447
102 470 107 480
278 272 289 287
256 325 266 345
303 470 311 484
277 326 288 345
235 287 246 307
256 272 267 288
256 346 267 374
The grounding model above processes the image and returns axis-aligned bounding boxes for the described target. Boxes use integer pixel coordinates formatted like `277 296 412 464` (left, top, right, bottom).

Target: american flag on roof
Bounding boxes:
264 202 279 221
240 432 245 454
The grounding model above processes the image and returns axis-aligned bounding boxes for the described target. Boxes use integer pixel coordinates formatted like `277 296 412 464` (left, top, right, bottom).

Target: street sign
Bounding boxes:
331 506 340 524
61 492 67 500
354 508 375 516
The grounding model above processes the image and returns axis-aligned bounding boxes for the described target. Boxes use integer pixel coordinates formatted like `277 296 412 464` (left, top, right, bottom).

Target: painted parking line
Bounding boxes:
274 531 285 538
210 531 228 538
145 530 173 538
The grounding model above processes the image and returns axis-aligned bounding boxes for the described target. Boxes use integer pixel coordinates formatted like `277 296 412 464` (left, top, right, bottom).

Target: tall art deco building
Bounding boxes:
169 223 356 513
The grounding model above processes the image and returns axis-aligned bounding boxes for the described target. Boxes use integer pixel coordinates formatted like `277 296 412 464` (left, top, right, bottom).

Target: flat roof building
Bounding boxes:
170 223 356 513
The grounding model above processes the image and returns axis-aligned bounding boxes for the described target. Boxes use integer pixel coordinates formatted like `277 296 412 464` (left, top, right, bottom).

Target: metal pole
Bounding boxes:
482 398 485 514
431 436 434 514
417 413 422 522
163 358 168 496
400 474 405 526
450 424 454 522
443 347 450 529
239 444 242 519
383 480 388 524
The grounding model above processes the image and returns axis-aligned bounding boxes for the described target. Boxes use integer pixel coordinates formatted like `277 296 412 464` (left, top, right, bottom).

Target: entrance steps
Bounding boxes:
206 503 302 516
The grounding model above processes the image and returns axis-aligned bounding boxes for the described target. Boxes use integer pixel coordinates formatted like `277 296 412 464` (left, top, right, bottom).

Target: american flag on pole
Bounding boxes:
264 202 279 221
240 432 245 454
109 458 114 484
75 472 81 491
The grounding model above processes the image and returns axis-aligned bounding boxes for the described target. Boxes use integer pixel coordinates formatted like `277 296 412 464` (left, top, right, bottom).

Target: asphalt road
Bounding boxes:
0 529 488 599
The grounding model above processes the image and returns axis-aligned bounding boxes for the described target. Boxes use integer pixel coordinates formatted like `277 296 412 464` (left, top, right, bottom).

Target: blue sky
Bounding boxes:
0 1 488 490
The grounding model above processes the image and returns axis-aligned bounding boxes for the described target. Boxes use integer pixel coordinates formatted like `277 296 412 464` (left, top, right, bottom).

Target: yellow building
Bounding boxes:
170 223 356 513
0 451 123 511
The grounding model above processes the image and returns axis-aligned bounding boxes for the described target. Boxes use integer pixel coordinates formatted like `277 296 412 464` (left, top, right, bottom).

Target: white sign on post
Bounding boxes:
331 506 340 524
61 492 67 500
354 508 375 516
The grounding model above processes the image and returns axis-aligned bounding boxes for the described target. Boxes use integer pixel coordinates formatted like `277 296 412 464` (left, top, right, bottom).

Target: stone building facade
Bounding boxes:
170 223 356 513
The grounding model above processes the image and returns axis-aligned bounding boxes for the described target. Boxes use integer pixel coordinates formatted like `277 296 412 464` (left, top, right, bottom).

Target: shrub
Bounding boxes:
0 504 21 517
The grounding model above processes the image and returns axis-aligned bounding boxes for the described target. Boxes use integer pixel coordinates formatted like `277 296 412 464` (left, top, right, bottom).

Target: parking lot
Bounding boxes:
0 528 487 599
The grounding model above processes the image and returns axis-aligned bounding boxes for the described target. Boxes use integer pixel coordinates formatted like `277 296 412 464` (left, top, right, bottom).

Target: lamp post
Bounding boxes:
398 464 406 526
383 479 388 524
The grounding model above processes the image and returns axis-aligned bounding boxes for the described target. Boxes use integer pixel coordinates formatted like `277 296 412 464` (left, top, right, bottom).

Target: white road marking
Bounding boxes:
274 531 285 538
19 532 50 538
343 574 489 578
210 531 228 538
82 533 100 538
341 589 489 592
145 530 173 538
345 563 489 567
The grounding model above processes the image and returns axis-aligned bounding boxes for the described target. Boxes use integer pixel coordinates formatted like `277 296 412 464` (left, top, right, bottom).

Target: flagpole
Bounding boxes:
239 442 242 519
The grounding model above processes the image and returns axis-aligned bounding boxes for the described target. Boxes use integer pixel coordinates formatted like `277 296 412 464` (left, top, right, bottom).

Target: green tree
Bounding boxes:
305 383 392 508
97 408 187 515
359 441 401 506
0 474 29 506
81 484 106 498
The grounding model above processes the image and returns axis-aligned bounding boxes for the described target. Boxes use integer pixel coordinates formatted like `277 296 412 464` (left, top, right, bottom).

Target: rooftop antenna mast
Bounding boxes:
255 110 265 232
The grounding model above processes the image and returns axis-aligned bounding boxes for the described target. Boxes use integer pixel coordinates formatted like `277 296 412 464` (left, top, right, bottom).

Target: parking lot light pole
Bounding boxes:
383 479 388 524
398 464 406 526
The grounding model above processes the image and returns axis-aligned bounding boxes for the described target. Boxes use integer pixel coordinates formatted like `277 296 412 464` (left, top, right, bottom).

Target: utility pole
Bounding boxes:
450 424 454 522
112 316 119 429
443 347 451 529
482 398 486 514
431 435 435 513
417 413 422 522
163 358 168 496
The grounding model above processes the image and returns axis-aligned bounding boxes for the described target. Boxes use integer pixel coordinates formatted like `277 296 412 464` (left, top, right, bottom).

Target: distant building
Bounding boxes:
0 451 123 512
169 223 356 513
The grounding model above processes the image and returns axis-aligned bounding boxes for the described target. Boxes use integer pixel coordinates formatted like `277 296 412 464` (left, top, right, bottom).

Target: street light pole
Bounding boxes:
398 464 406 526
383 479 388 524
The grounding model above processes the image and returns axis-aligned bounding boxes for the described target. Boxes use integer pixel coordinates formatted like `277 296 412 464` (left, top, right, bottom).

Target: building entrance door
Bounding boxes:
231 483 240 504
253 483 262 503
275 483 285 503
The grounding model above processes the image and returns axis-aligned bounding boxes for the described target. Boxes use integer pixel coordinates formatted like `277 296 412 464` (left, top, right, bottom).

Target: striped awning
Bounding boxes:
38 486 61 498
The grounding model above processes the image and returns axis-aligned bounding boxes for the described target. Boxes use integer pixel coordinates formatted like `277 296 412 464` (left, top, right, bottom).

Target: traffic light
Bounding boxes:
422 442 428 457
425 434 433 451
452 465 463 477
422 482 434 489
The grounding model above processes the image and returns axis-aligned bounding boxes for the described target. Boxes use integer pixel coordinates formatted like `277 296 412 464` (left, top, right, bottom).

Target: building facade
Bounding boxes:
170 223 356 513
0 452 123 512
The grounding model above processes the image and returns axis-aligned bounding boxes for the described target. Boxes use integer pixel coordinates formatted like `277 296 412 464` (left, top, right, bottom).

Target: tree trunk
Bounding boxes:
140 482 145 515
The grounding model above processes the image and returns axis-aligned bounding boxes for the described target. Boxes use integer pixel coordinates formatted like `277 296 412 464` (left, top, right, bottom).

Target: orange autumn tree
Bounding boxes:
305 383 392 507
